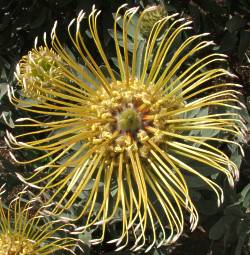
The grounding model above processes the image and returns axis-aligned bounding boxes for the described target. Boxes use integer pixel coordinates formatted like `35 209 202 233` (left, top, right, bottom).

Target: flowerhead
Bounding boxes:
15 45 63 102
140 4 167 37
8 5 246 251
0 185 81 255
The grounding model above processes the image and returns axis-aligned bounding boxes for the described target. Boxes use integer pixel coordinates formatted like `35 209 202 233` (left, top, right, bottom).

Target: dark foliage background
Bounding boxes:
0 0 249 254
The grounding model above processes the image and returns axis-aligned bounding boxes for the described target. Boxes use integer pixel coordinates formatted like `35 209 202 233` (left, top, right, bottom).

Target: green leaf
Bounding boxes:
235 231 247 255
224 206 243 217
189 4 201 32
198 198 219 215
195 0 223 15
78 231 92 245
239 183 250 208
201 128 220 138
185 175 210 188
109 29 135 52
1 111 14 128
116 13 141 39
189 189 202 201
0 83 8 101
198 107 209 117
209 218 225 240
226 16 246 33
220 31 238 53
30 7 48 29
185 107 200 119
243 192 250 208
223 217 239 245
57 0 75 6
238 31 250 60
230 152 243 169
135 39 146 79
17 97 39 107
99 65 121 80
184 159 218 177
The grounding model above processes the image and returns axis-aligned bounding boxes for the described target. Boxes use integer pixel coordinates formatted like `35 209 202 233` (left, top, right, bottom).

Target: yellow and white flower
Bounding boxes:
0 185 81 255
7 5 246 251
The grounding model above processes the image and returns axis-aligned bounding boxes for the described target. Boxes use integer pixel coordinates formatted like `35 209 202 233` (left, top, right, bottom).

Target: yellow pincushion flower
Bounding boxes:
15 45 63 102
7 5 246 251
140 4 167 37
0 185 82 255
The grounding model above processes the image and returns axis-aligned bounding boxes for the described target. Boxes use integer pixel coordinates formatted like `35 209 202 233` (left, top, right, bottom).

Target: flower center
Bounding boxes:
85 79 184 159
0 233 35 255
118 108 141 132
